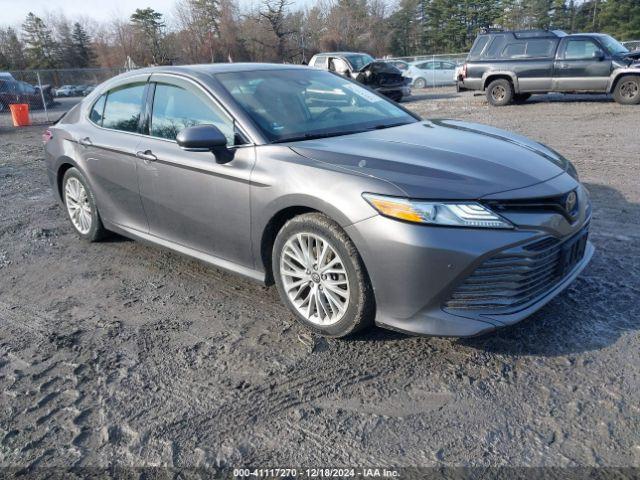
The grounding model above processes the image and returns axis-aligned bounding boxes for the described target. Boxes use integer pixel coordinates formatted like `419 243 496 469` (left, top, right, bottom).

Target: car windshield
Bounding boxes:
344 54 375 71
600 35 629 55
216 69 417 143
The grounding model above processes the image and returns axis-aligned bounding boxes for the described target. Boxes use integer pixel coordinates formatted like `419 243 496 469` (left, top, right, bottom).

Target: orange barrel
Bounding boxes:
9 103 31 127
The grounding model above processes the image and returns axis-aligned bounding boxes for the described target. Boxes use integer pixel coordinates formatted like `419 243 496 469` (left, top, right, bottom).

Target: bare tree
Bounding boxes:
256 0 298 61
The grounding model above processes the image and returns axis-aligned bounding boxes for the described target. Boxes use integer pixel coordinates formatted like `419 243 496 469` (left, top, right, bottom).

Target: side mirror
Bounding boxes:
592 49 605 61
176 124 228 152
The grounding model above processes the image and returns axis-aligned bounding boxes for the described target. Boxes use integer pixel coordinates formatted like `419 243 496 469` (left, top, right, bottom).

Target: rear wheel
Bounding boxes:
486 78 514 106
62 168 107 242
613 75 640 105
273 213 374 338
413 78 427 89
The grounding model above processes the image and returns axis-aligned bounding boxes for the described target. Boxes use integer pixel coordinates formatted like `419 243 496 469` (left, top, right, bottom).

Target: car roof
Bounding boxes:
117 63 309 78
312 52 370 56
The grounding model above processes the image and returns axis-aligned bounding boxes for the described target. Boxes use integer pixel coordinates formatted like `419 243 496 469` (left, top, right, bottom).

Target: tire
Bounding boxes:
272 213 375 338
613 75 640 105
387 91 402 102
62 167 107 242
486 78 514 106
513 93 531 104
413 78 427 89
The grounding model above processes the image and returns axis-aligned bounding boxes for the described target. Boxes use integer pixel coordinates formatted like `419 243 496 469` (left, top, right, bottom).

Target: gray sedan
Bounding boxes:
44 64 593 338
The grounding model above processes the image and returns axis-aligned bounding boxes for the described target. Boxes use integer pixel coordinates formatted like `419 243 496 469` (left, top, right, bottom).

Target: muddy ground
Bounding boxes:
0 89 639 474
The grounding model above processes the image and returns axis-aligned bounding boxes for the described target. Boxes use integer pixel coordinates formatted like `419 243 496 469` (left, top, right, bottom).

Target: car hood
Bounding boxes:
290 120 569 199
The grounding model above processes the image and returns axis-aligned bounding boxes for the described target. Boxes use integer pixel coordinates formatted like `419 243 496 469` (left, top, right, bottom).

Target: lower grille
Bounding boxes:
443 226 589 313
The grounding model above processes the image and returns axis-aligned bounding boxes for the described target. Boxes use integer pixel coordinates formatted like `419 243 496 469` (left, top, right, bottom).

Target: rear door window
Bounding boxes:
102 83 146 133
89 94 107 125
526 39 556 57
312 56 327 68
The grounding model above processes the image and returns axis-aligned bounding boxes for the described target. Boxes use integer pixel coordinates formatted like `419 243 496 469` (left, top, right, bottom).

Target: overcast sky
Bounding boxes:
0 0 303 27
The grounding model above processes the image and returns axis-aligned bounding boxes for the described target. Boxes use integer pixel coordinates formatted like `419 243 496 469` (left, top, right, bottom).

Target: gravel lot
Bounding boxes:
1 89 639 473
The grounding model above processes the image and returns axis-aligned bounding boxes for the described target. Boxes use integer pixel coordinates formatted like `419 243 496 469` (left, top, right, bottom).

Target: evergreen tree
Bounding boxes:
56 21 76 67
72 22 95 67
130 8 169 65
22 12 58 68
598 0 640 40
0 27 26 70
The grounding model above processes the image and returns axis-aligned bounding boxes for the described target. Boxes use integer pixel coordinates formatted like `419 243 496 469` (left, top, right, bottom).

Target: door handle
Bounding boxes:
136 150 157 162
558 63 570 69
78 137 92 147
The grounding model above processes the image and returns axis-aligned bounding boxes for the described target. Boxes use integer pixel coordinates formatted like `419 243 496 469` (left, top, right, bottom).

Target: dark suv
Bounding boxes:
458 30 640 106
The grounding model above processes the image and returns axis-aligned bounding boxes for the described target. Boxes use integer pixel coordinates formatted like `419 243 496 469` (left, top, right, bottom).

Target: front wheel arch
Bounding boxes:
271 212 375 337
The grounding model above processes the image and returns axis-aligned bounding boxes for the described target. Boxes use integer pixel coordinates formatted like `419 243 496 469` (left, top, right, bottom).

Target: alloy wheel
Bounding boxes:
64 177 92 234
280 233 350 326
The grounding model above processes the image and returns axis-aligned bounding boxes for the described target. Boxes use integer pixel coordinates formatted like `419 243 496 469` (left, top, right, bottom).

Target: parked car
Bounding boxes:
0 78 53 111
405 60 459 88
382 59 410 72
55 85 84 97
81 85 96 96
309 52 410 102
45 64 593 338
458 29 640 105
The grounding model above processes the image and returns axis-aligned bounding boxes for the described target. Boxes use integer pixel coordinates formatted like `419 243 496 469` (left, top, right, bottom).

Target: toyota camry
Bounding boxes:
44 63 594 338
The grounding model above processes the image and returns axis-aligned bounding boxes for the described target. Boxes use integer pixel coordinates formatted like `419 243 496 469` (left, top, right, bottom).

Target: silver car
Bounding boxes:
405 60 458 88
44 64 594 338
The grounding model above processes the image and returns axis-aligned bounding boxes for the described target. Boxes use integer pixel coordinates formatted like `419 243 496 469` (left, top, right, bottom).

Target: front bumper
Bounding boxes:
345 210 594 337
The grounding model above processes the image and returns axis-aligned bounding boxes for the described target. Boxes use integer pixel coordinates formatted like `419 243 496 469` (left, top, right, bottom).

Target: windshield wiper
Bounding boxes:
370 121 413 130
272 129 370 144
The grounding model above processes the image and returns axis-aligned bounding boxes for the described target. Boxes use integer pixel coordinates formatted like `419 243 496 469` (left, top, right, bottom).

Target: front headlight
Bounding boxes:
363 193 514 229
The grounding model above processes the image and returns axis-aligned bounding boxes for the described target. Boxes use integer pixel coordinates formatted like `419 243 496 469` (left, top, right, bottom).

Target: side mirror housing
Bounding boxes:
176 124 227 152
593 49 605 61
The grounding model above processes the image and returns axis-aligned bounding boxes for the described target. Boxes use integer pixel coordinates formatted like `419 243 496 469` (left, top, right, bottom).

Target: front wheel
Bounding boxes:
273 213 375 338
62 167 107 242
613 75 640 105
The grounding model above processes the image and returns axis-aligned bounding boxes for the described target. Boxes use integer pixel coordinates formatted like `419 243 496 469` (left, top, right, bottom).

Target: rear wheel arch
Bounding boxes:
56 161 78 199
483 73 517 92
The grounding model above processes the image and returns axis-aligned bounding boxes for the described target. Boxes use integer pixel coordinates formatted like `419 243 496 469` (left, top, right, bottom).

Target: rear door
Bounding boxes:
135 74 256 268
77 80 149 232
553 37 612 91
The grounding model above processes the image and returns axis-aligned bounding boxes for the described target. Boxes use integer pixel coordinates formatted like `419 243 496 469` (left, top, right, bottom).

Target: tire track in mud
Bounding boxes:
0 300 139 468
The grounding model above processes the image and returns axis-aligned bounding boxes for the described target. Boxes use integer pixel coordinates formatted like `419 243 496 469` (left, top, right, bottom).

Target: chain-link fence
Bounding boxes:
1 67 126 128
622 40 640 51
380 53 469 89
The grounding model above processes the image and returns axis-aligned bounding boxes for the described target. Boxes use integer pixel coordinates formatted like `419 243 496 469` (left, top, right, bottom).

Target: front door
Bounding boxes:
136 75 256 269
553 37 612 92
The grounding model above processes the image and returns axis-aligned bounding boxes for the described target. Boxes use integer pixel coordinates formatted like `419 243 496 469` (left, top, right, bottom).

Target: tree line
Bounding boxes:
1 0 639 71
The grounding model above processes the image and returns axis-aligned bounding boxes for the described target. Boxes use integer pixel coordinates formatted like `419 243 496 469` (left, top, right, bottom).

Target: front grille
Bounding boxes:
484 190 580 222
443 226 588 313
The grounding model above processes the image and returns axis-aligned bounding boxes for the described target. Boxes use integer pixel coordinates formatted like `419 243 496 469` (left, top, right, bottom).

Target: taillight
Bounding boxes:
42 129 52 143
462 64 468 79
